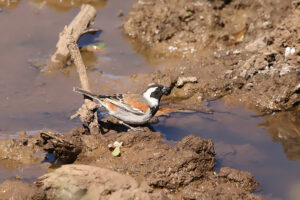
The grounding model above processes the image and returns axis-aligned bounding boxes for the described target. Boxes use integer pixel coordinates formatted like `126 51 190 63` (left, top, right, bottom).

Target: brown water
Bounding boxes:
154 101 300 200
0 0 154 135
0 1 300 200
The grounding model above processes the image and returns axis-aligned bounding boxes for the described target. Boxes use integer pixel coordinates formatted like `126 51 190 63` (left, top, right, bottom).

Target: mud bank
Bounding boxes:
124 0 300 113
0 127 260 199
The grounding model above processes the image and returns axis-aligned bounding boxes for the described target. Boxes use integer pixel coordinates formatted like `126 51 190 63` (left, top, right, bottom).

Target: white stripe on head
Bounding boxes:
143 87 159 107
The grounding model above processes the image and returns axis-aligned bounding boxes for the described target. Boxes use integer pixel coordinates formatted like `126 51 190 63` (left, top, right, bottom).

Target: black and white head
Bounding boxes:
142 84 170 107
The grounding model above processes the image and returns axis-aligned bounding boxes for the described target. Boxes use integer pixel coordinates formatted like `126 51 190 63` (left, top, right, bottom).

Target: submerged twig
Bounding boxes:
45 4 100 134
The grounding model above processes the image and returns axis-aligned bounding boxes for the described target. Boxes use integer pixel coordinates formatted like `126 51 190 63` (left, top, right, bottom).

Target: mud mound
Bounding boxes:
29 127 259 199
228 3 300 111
75 130 215 189
31 165 260 200
124 0 300 112
124 0 290 58
181 167 261 200
0 127 261 199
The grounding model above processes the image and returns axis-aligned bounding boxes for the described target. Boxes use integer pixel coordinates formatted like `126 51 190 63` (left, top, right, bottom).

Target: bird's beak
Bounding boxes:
162 86 171 94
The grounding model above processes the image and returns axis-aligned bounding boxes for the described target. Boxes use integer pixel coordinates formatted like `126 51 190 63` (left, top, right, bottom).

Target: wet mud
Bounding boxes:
0 127 260 199
124 0 300 113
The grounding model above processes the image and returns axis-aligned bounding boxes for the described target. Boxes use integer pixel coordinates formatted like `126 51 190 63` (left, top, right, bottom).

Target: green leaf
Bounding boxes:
96 43 107 50
86 43 107 52
112 147 121 157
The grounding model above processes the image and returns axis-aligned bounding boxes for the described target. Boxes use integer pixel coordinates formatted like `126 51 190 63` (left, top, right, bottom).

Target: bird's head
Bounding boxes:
142 84 170 107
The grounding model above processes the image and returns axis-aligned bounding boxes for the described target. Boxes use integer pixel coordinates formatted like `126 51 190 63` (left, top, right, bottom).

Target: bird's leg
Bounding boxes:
118 121 144 132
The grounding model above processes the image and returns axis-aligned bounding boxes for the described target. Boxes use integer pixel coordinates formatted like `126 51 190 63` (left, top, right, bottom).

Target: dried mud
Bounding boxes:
0 127 261 199
124 0 300 113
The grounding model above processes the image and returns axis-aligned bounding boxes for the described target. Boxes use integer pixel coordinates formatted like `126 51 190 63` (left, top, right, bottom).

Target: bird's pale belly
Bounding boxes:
109 109 152 125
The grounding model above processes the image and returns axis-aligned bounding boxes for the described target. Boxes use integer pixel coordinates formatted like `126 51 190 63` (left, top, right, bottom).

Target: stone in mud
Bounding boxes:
165 83 198 102
175 76 197 87
33 164 162 200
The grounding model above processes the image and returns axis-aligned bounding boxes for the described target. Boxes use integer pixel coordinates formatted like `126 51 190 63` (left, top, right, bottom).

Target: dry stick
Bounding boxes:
67 32 100 135
40 131 70 145
80 28 100 36
46 4 97 73
67 33 90 91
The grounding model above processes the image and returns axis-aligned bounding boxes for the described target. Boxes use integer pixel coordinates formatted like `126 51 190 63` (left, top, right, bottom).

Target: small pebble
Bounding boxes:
285 47 296 57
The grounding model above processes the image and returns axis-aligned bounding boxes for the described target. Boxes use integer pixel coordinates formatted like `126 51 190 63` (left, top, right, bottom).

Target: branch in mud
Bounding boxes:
67 31 100 135
46 4 97 72
45 3 101 135
80 28 100 36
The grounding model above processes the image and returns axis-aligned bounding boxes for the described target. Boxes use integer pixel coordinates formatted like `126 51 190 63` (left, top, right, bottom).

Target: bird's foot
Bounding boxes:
118 121 144 132
129 127 145 132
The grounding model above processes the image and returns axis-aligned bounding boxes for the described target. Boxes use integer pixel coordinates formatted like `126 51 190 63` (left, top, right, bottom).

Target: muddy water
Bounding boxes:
0 0 154 136
0 1 300 200
0 0 153 185
154 101 300 200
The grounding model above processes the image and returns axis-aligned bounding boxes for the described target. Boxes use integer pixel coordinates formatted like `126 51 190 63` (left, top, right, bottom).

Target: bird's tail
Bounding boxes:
73 87 99 100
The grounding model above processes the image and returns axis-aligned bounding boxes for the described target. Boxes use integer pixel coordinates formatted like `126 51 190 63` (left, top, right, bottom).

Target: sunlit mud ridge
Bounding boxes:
124 0 300 113
0 128 261 199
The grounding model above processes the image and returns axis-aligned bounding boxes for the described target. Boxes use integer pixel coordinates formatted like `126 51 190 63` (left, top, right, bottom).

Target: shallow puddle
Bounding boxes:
0 161 49 184
0 1 300 200
0 0 156 136
154 101 300 200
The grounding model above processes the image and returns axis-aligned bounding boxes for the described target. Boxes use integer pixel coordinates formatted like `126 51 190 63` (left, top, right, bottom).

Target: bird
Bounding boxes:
73 84 170 131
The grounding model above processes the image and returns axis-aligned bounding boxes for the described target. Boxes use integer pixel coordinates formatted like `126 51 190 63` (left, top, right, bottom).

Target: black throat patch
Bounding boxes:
150 106 159 115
